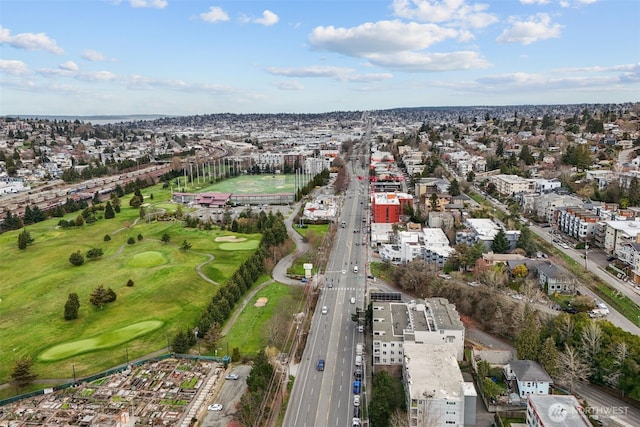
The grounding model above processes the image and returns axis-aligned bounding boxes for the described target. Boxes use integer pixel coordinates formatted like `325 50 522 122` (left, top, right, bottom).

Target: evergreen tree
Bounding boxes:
86 248 104 260
519 144 535 165
491 229 510 253
1 211 24 231
64 292 80 320
10 357 37 393
539 337 560 378
448 178 461 196
104 201 115 219
17 229 34 250
515 312 541 360
69 250 85 266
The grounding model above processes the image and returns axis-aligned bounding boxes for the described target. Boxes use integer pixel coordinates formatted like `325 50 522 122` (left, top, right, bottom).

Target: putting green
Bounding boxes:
38 320 163 361
126 251 166 268
219 240 260 251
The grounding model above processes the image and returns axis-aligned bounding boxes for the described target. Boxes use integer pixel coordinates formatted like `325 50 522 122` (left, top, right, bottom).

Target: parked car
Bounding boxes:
208 404 223 411
353 395 360 406
225 373 239 380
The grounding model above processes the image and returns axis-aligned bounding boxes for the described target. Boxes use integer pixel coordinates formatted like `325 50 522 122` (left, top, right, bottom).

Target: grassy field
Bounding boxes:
176 174 297 194
0 184 261 384
220 282 305 357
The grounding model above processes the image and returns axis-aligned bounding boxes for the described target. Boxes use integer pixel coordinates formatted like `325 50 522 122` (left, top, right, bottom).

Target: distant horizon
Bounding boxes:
3 100 639 124
2 1 638 116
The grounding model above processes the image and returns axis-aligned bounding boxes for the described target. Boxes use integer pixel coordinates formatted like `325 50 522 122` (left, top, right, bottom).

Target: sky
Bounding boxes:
1 0 639 116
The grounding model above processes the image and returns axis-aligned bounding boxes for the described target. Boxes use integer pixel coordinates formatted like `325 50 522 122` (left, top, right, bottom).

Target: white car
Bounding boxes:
354 395 360 406
322 306 328 315
350 297 356 304
342 269 347 275
208 403 223 411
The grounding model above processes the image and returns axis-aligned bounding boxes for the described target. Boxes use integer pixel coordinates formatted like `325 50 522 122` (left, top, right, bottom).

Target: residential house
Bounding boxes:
504 360 553 398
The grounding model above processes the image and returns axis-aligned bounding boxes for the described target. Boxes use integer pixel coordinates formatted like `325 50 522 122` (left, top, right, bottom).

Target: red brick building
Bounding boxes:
371 192 413 223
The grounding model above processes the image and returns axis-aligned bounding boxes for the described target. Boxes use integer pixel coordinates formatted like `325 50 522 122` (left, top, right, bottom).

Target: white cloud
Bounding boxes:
520 0 550 4
496 13 562 45
391 0 498 29
130 0 167 9
0 59 30 76
200 6 230 23
367 50 491 72
309 20 459 57
266 66 355 79
265 66 393 83
0 25 64 54
82 49 107 62
254 10 279 26
273 80 304 90
59 61 78 71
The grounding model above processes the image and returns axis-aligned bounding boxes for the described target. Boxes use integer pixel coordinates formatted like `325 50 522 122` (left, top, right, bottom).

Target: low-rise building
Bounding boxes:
526 394 591 427
504 360 553 398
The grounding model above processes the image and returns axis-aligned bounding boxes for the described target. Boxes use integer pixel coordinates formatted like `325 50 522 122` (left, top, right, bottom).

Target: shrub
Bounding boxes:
126 279 134 287
69 251 84 266
127 237 135 245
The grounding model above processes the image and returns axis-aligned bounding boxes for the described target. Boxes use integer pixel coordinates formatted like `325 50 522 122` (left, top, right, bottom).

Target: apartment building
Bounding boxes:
404 343 476 427
489 174 536 196
526 395 591 427
422 228 456 267
372 298 465 371
371 192 414 224
557 207 599 240
602 220 640 255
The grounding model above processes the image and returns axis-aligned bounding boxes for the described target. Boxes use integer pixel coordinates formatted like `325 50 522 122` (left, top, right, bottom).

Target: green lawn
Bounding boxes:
176 174 297 195
0 184 260 383
220 282 304 357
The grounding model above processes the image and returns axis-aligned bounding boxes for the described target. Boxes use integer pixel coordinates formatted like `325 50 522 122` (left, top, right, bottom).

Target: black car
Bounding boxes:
563 307 579 314
354 369 362 380
353 407 361 418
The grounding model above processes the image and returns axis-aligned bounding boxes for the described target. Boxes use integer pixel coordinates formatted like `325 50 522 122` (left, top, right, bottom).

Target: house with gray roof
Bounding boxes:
536 262 576 295
504 360 553 399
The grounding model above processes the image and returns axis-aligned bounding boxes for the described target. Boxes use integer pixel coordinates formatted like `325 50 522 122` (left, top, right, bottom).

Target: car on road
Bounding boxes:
342 269 347 275
321 306 328 315
353 407 360 418
317 359 325 371
353 395 360 406
354 369 362 380
208 403 223 411
350 297 356 304
358 325 364 333
353 380 361 394
225 373 239 380
353 417 361 426
367 274 374 279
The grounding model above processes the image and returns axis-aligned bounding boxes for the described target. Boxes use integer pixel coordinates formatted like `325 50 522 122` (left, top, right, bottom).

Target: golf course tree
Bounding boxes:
89 285 117 309
86 247 104 260
171 329 196 354
129 188 144 208
10 356 37 394
180 239 192 250
69 250 85 266
104 234 111 241
1 210 23 232
104 201 115 219
127 237 136 245
64 292 80 320
161 232 171 243
17 229 34 250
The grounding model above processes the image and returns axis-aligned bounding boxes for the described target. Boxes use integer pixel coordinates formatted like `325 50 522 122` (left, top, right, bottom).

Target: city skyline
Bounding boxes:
1 0 639 117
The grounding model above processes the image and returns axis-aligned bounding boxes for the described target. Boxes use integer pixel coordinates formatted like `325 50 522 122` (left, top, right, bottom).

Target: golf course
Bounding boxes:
0 183 263 384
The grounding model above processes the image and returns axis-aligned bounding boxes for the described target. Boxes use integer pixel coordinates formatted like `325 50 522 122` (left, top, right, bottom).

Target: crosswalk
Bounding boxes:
324 287 359 291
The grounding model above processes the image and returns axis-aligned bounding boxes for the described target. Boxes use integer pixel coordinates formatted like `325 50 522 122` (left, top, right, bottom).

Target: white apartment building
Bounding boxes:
372 299 465 368
422 228 456 267
557 207 599 240
489 174 536 196
603 220 640 255
526 395 591 427
258 152 284 170
534 193 584 224
404 343 474 427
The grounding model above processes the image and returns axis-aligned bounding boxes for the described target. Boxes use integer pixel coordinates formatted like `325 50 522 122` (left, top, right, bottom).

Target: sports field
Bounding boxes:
0 184 261 384
181 174 298 194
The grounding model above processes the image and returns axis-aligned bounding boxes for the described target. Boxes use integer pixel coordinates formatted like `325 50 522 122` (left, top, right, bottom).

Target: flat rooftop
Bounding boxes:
404 343 463 401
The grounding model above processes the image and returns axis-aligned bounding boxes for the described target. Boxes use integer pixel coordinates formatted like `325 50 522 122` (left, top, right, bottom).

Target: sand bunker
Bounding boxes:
214 236 248 242
254 297 268 307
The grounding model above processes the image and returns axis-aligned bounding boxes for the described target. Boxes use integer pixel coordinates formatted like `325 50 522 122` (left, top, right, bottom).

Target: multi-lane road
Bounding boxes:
284 152 369 427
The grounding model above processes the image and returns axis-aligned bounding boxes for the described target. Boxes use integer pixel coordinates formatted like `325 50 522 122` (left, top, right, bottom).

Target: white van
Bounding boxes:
353 265 358 273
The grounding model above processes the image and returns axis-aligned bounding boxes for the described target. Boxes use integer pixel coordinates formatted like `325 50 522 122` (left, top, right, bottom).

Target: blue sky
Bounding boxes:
1 0 638 116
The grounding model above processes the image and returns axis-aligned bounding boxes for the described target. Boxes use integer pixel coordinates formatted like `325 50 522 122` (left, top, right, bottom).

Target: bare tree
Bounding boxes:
389 408 410 427
580 320 603 367
558 346 591 393
556 313 575 346
605 341 628 390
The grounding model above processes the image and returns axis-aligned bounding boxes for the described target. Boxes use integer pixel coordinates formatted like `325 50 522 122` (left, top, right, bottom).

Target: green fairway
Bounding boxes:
221 282 304 356
39 320 164 361
219 240 260 251
0 182 261 384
